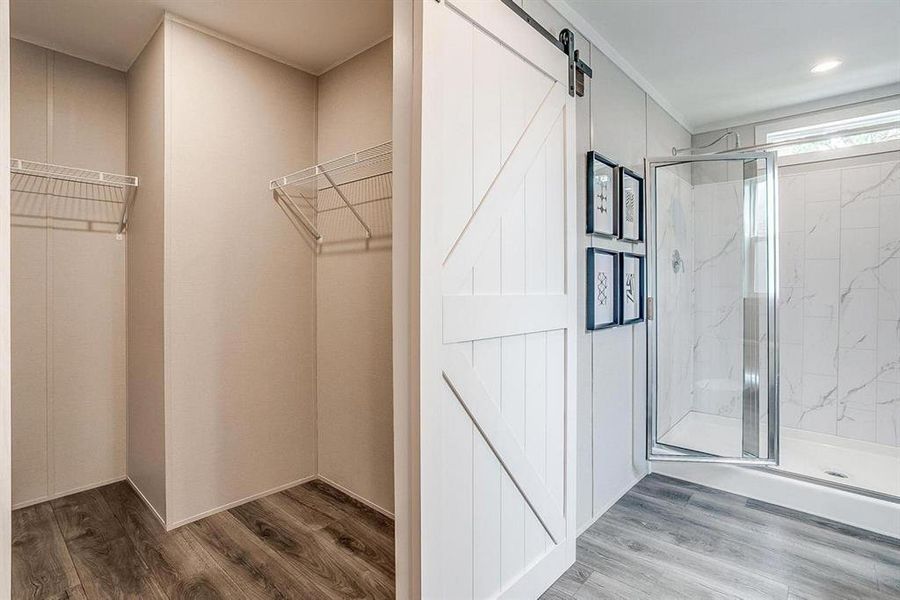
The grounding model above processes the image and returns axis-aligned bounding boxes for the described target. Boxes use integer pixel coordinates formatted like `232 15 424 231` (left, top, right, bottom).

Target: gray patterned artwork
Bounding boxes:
597 271 608 306
587 248 617 329
624 188 635 223
597 176 610 215
620 169 643 241
624 272 635 304
588 153 617 236
621 253 643 323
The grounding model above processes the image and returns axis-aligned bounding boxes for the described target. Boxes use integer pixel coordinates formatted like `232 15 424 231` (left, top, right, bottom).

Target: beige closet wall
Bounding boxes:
165 20 318 526
10 39 127 508
126 25 167 520
315 39 393 513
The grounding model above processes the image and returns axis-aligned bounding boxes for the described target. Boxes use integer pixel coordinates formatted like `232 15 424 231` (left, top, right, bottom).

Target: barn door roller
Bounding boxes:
499 0 592 96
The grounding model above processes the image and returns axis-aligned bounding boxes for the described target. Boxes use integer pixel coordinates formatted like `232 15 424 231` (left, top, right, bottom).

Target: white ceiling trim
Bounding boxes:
149 12 390 77
127 13 167 72
17 10 320 74
19 9 392 78
548 0 695 133
162 12 315 76
10 31 124 71
694 83 900 134
316 32 392 76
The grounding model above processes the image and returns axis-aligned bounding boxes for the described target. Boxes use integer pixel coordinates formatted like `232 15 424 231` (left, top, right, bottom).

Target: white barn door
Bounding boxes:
419 0 577 597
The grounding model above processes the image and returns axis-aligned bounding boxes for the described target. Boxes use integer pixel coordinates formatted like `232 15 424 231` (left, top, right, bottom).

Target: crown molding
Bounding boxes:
547 0 695 133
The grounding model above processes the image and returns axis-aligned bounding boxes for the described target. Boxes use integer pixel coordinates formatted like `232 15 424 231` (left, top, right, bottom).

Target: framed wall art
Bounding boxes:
619 252 645 325
587 248 619 330
586 152 617 237
618 167 644 242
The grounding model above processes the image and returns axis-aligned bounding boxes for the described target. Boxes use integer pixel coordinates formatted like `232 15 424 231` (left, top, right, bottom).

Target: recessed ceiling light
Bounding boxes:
811 59 842 73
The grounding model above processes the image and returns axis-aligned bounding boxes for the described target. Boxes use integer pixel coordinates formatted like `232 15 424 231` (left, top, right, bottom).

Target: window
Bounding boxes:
755 98 900 164
767 109 900 156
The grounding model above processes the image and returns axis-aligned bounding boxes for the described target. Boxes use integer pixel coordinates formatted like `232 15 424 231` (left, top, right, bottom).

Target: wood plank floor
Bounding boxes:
16 473 899 599
12 479 394 600
544 474 900 600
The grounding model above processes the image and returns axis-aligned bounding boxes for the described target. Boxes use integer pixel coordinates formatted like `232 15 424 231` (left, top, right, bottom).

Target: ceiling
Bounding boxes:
562 0 900 131
10 0 392 75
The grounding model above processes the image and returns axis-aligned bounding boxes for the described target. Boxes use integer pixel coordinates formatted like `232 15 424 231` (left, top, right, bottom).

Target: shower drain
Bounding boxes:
825 470 849 479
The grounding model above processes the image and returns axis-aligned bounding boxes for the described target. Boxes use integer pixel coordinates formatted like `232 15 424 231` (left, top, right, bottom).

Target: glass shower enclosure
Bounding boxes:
646 152 779 464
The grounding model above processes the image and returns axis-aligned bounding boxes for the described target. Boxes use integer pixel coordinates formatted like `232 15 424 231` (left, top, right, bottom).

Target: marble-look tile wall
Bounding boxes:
691 180 747 419
779 159 900 445
655 168 695 436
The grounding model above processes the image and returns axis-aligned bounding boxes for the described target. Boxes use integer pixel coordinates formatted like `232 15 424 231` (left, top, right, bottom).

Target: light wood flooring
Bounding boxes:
544 474 900 600
12 479 394 599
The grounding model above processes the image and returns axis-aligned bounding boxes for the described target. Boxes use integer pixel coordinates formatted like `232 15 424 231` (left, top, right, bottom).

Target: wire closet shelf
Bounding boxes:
269 141 392 243
10 158 139 237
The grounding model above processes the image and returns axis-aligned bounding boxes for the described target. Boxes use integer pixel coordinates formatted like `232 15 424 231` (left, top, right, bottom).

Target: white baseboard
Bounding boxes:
500 534 575 599
164 473 319 531
315 474 395 518
12 474 127 511
16 470 396 534
576 475 643 537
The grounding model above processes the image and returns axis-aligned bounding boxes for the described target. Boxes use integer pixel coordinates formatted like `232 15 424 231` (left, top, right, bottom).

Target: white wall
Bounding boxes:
514 0 691 532
164 19 318 527
585 61 690 532
10 39 126 509
126 24 167 520
315 38 394 514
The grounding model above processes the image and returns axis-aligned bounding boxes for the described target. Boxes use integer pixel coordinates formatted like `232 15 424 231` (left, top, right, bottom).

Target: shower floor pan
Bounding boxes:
659 411 900 499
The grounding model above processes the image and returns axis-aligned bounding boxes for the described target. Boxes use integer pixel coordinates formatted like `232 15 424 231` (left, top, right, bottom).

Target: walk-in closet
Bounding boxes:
8 1 395 597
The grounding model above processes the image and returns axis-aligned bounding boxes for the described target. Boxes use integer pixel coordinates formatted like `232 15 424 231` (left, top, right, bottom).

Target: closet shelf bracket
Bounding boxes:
268 141 392 243
10 158 140 238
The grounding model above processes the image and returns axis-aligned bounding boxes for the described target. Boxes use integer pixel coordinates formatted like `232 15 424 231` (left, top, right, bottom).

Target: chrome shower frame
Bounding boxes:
644 151 779 466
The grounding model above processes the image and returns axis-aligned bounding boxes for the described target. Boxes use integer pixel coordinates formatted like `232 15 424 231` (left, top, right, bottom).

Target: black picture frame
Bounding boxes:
618 167 644 243
619 252 645 325
586 152 618 237
587 248 620 330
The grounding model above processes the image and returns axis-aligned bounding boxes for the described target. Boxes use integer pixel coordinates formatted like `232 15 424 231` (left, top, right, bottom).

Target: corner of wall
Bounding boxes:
0 0 12 594
161 11 174 530
312 36 394 514
124 20 168 524
392 1 420 595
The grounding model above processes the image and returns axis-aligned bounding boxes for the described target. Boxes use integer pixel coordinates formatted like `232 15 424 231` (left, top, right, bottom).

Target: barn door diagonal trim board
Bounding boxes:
442 347 566 542
442 81 566 294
